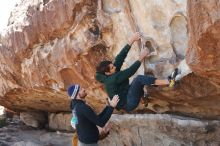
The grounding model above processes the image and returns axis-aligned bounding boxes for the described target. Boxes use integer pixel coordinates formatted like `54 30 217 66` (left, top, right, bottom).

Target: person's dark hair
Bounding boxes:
96 60 112 74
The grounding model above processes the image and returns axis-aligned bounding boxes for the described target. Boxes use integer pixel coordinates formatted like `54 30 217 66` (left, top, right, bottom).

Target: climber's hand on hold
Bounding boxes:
139 49 149 62
128 32 141 46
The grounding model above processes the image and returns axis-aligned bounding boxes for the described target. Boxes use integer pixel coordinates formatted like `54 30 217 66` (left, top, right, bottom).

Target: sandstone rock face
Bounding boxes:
48 113 73 131
1 114 220 146
99 114 220 146
0 0 109 112
187 0 220 83
0 0 220 120
20 112 47 128
147 73 220 119
124 0 188 77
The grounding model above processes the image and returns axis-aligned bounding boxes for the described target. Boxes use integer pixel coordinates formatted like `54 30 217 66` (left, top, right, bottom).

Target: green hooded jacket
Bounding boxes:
96 44 141 110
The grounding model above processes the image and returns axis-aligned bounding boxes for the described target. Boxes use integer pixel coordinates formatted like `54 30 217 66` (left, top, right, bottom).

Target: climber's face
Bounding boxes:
78 88 87 99
105 63 116 75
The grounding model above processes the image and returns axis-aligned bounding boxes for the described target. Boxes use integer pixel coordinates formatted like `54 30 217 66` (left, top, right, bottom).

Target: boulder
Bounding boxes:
20 112 47 128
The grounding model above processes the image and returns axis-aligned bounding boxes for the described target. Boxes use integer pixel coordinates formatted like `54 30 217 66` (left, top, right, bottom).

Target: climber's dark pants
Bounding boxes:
124 75 156 112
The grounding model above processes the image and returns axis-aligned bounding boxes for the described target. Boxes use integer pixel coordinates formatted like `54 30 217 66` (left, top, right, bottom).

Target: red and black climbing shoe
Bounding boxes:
168 68 179 88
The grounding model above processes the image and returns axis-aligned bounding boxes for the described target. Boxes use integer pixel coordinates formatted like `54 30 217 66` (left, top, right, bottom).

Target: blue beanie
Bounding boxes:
67 84 80 99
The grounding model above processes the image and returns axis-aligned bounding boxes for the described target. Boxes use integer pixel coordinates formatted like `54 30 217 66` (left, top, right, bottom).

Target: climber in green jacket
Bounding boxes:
95 32 179 112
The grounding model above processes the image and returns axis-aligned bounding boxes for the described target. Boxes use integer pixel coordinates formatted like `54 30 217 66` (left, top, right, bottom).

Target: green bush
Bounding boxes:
0 115 7 128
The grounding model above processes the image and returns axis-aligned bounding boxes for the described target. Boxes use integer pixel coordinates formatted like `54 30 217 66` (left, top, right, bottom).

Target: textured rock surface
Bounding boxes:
48 112 73 131
146 73 220 119
0 0 220 121
126 0 188 77
187 0 220 83
0 0 110 112
0 121 73 146
20 112 47 128
99 114 220 146
1 114 220 146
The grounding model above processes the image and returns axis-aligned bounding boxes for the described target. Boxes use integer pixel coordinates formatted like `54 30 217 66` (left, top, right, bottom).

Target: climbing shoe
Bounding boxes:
168 68 179 88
